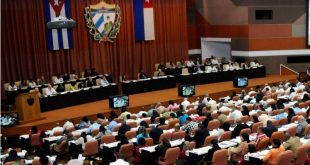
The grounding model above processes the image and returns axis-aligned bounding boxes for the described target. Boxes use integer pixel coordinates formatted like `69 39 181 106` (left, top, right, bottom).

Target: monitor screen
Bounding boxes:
178 85 195 97
0 112 19 127
109 95 129 109
233 77 248 88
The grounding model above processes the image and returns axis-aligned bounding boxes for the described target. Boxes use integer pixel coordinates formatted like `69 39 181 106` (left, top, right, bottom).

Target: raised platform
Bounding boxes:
2 74 297 137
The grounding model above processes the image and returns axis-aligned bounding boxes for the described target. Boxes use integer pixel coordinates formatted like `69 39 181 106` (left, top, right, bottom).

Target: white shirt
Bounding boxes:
68 159 83 165
211 59 219 65
181 100 191 109
28 82 36 88
228 110 243 120
8 85 17 91
100 79 109 87
206 66 212 73
45 87 57 96
52 126 64 135
211 66 218 72
63 121 74 131
53 77 63 84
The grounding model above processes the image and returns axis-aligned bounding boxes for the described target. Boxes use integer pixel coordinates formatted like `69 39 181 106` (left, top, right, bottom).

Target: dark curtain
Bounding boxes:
1 0 188 86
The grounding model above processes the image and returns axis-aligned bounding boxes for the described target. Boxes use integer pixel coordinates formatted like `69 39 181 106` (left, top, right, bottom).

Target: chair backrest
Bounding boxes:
208 120 221 131
278 118 288 125
119 143 134 159
114 118 122 123
155 63 160 70
304 124 310 136
145 138 154 146
225 119 235 125
101 135 116 144
127 122 137 128
219 131 232 142
189 141 196 150
271 110 281 116
66 126 75 132
168 119 179 129
276 150 293 165
159 132 172 143
42 88 48 96
158 125 169 130
91 129 99 137
31 159 41 165
53 130 63 136
181 68 189 75
186 104 195 110
240 116 249 123
232 96 240 101
251 122 263 133
295 144 310 165
256 137 270 151
291 116 299 123
3 83 9 91
204 135 218 146
112 124 121 132
187 109 197 115
125 130 137 139
296 111 307 118
171 131 186 140
83 140 98 156
163 147 180 164
31 133 41 146
239 128 251 136
287 125 297 137
153 71 159 77
270 131 285 142
212 149 228 165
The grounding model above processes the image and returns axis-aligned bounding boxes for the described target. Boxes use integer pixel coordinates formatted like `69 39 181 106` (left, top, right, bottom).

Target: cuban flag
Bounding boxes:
44 0 73 51
133 0 155 41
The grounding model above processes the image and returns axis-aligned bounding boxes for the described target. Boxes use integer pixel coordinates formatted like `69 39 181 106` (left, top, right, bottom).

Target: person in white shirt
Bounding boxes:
181 98 191 110
211 65 218 72
100 76 110 87
228 109 243 120
202 93 210 105
186 60 195 67
28 79 37 88
228 64 234 71
45 84 57 96
53 74 64 84
206 66 212 73
75 132 93 150
210 56 219 65
51 123 64 135
257 111 269 127
63 120 74 132
67 153 83 165
193 97 200 109
7 81 17 91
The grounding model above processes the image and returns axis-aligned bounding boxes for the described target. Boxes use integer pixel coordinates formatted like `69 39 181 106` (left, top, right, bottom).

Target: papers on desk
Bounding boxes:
230 137 242 144
170 139 185 147
20 134 29 139
84 87 90 90
301 137 310 144
0 150 27 160
71 128 87 137
189 146 212 156
219 141 237 149
92 86 100 89
43 136 63 142
140 145 157 153
100 141 120 149
249 149 269 160
278 123 298 132
110 159 130 165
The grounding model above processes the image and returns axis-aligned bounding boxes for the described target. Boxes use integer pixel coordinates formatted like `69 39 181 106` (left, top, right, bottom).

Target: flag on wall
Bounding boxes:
44 0 73 51
133 0 155 41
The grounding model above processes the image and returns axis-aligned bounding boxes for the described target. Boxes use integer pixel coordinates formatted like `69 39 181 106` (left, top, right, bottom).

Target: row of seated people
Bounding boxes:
3 80 310 164
6 76 111 97
4 68 105 91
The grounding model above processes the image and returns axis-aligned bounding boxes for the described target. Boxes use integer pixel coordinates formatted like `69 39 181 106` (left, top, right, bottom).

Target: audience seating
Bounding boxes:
239 128 251 136
158 147 180 165
207 120 220 131
304 124 310 136
270 131 285 142
295 144 310 165
288 125 297 137
145 138 154 146
211 149 228 165
119 143 134 161
31 159 41 165
256 137 270 151
171 131 186 140
125 130 136 140
82 140 98 157
159 132 172 143
31 133 41 148
158 125 169 130
204 135 218 146
91 129 99 137
112 125 121 132
101 135 116 144
251 122 263 133
219 131 232 142
276 150 294 165
240 116 250 123
168 119 179 129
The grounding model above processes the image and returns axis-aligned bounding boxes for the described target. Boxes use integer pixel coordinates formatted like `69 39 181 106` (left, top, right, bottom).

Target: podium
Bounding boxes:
15 92 45 123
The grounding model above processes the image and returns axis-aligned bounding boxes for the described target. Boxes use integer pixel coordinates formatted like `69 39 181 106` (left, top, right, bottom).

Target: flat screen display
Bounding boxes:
109 95 129 109
178 85 195 97
233 77 248 88
0 112 19 127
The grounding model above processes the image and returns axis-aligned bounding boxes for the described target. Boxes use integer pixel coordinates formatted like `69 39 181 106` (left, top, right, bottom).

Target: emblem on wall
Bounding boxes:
84 1 121 43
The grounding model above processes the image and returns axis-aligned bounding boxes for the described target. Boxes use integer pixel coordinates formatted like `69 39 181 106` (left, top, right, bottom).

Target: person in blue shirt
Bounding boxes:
107 118 118 132
136 126 150 140
275 110 288 120
86 120 101 134
177 110 189 126
293 103 302 114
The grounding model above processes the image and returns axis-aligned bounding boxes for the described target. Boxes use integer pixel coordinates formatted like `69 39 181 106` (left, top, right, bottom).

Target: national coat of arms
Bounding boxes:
84 1 121 43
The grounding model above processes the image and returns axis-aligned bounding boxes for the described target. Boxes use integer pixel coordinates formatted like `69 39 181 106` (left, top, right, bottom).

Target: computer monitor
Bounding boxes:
178 85 195 97
109 95 129 109
233 77 248 88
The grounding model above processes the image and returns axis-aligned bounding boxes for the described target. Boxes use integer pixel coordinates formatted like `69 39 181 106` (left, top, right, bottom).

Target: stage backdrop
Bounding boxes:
1 0 188 87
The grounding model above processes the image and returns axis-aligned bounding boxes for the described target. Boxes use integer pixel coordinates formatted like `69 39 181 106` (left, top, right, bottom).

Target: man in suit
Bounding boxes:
139 69 149 79
263 120 277 138
85 76 94 87
118 120 131 138
194 124 210 148
282 133 302 157
231 119 250 138
150 125 163 144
